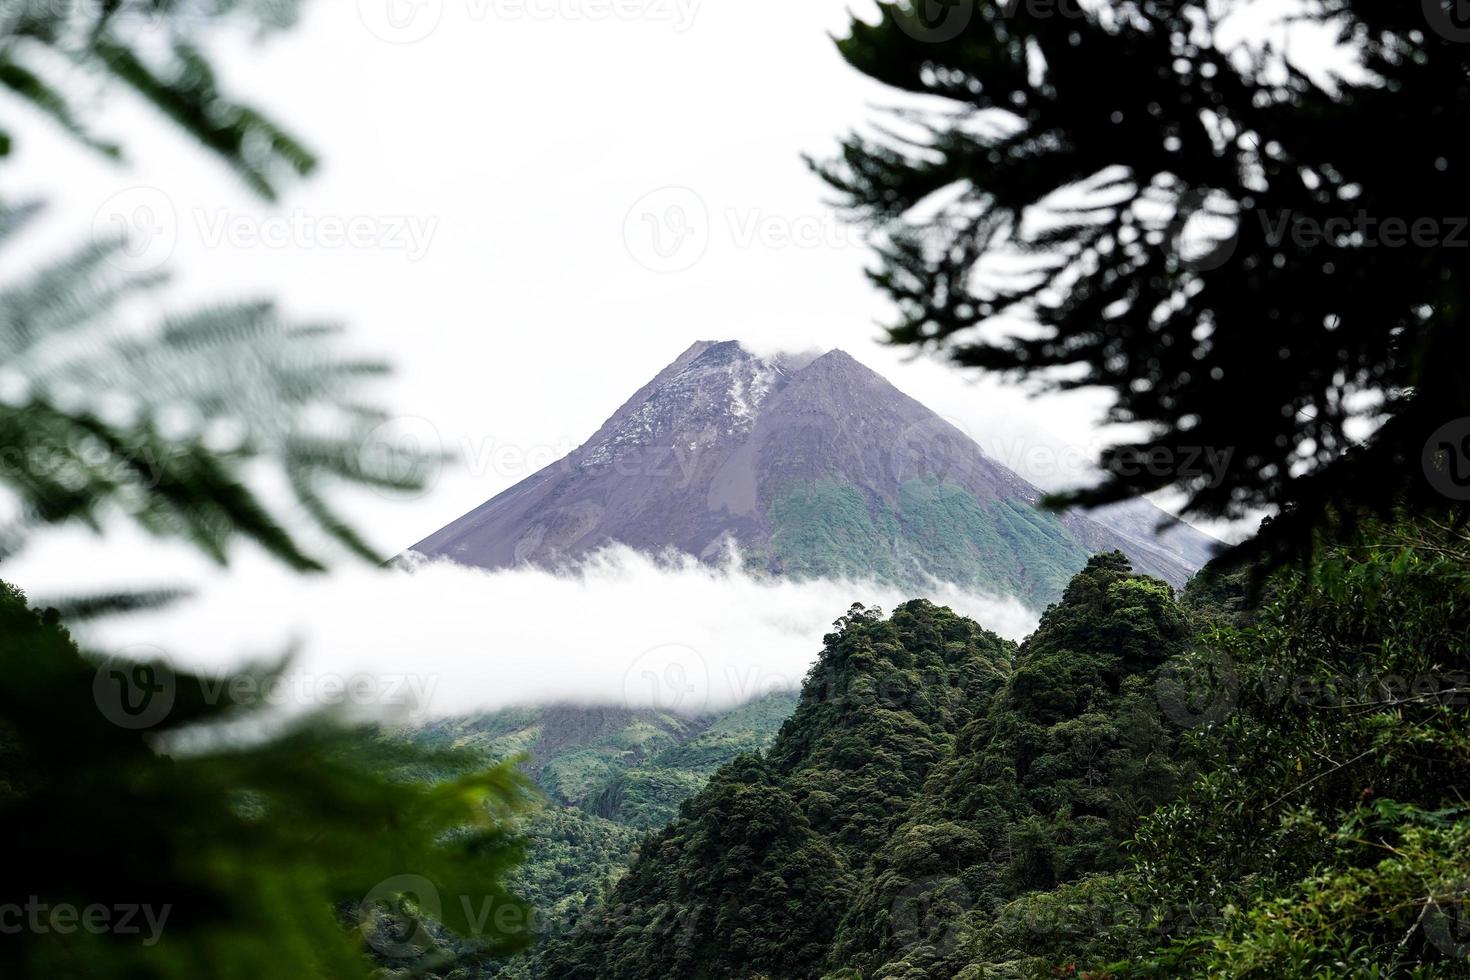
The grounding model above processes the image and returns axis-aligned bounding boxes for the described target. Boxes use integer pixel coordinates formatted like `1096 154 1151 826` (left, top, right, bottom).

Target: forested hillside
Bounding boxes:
533 596 1019 977
401 692 797 954
523 522 1470 978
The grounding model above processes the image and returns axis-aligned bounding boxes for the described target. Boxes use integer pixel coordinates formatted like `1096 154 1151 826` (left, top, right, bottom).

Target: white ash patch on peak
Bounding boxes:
578 342 782 465
726 356 778 429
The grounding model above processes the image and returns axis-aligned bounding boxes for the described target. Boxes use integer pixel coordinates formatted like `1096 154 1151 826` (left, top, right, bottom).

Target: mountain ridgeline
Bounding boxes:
516 520 1470 979
531 553 1193 978
410 342 1215 607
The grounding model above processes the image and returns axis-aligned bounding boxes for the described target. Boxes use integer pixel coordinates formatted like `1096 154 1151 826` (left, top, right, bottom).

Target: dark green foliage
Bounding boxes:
544 754 857 980
0 580 534 979
590 768 707 828
816 1 1470 560
766 600 1016 860
1178 552 1275 629
504 807 640 947
3 0 408 575
828 554 1193 977
651 692 803 774
0 223 435 569
535 599 1017 979
1119 517 1470 977
1 6 519 978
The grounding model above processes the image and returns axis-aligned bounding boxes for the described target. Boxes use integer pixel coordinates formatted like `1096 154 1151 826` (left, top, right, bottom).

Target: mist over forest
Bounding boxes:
4 2 1470 979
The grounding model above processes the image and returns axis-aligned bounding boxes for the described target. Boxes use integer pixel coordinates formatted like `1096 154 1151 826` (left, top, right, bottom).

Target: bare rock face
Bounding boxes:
408 341 1217 606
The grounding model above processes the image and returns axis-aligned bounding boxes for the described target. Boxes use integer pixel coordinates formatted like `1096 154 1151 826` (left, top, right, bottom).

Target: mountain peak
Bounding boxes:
793 347 881 382
408 339 1215 604
685 339 755 368
805 347 854 366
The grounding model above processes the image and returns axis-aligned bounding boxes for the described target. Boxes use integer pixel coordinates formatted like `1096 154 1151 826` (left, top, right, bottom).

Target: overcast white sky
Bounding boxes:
5 0 1140 553
1 0 1349 717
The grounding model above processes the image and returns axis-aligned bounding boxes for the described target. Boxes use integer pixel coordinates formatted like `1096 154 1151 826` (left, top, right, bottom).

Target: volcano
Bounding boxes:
408 341 1216 606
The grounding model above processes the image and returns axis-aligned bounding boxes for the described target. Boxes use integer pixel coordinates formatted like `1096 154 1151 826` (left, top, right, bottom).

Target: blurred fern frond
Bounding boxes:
34 586 192 621
1 0 313 197
0 580 537 979
0 215 438 570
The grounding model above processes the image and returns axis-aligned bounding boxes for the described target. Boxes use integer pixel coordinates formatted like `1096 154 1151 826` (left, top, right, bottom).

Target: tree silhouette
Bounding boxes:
817 1 1470 560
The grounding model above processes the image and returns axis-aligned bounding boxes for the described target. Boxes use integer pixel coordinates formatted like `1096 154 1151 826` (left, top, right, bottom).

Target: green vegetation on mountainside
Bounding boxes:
765 479 1091 607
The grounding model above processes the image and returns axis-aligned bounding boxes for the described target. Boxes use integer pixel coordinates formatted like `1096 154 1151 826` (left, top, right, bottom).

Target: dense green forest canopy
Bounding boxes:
528 522 1470 979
